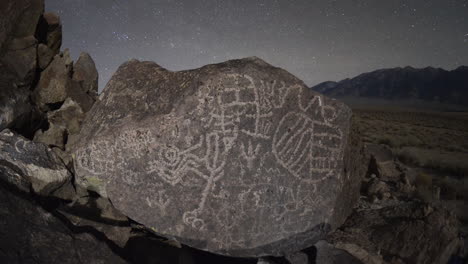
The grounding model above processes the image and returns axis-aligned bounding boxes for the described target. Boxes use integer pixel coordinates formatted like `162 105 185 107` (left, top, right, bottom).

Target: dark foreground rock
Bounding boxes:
327 201 460 264
0 62 33 132
0 181 127 264
74 57 365 257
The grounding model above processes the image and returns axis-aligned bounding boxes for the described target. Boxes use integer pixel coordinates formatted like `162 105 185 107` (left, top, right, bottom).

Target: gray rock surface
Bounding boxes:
33 49 73 111
73 52 99 98
0 129 71 196
74 57 364 257
0 181 127 264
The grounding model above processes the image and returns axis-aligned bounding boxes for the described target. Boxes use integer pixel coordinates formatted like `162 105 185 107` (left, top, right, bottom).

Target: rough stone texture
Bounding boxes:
0 62 32 132
34 121 67 149
0 35 38 85
48 98 86 135
0 129 71 196
34 98 86 150
69 79 97 112
42 12 62 54
327 201 460 264
73 52 99 97
0 0 44 54
33 49 73 111
0 182 127 264
74 57 363 257
37 43 55 69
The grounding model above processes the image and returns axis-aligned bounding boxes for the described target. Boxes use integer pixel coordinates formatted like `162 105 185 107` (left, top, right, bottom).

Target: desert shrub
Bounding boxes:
416 172 433 187
377 136 393 146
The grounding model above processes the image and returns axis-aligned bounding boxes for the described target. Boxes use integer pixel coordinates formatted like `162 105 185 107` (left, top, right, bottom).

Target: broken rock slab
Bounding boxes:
0 129 71 196
73 57 365 257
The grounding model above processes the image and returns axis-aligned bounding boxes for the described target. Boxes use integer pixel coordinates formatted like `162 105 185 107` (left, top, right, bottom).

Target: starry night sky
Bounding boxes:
46 0 468 91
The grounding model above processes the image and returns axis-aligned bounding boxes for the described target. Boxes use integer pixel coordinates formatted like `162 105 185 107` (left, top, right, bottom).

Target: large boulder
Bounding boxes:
73 57 364 257
0 129 71 196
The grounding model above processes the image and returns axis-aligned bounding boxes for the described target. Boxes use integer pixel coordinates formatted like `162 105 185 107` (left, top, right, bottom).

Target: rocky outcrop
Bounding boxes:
327 201 460 264
32 50 98 152
73 57 364 257
322 144 461 264
0 0 46 135
0 0 97 152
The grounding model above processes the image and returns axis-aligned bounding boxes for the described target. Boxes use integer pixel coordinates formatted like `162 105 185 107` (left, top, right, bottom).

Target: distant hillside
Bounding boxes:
311 66 468 106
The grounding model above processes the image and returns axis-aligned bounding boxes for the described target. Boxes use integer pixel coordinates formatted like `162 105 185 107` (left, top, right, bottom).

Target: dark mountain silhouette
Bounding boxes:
311 66 468 106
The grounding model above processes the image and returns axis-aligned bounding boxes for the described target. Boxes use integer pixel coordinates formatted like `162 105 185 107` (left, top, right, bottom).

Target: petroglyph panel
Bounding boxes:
73 58 358 257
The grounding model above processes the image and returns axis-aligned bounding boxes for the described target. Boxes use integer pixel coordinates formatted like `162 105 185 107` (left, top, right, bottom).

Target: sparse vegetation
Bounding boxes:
353 106 468 215
353 107 468 177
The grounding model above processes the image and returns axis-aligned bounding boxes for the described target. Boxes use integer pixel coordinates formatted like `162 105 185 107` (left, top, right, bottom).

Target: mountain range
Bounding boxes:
311 66 468 106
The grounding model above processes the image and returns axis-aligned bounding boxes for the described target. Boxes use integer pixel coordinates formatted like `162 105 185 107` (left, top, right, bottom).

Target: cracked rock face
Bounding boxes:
73 57 361 257
0 129 71 196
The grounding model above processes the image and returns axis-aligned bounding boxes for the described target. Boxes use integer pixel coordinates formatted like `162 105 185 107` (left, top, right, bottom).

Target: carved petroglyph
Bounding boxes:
240 140 261 170
76 73 345 233
146 190 171 215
